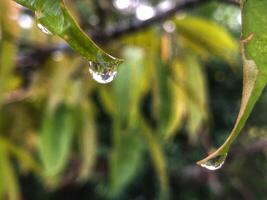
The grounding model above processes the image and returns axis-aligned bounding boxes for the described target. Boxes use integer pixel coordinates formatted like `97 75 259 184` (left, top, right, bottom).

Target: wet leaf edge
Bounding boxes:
14 0 123 65
197 0 267 166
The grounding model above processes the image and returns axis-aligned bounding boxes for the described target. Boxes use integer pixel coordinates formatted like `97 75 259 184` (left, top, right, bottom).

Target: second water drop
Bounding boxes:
35 11 51 35
88 61 118 84
37 23 51 35
200 154 227 171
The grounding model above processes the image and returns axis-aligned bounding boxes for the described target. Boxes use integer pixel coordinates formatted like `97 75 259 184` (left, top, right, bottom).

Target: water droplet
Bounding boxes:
35 11 51 35
88 61 118 84
200 154 227 171
37 23 51 35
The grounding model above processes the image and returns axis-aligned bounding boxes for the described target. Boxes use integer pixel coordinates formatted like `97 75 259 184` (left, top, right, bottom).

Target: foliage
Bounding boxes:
197 0 267 168
15 0 122 65
1 0 267 200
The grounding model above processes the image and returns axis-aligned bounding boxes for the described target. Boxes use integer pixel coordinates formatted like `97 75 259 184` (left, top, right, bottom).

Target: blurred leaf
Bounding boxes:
0 40 18 105
141 120 169 200
165 61 187 139
185 54 208 141
99 87 116 116
0 136 42 176
43 55 87 108
165 56 208 140
0 140 20 200
198 0 267 167
45 55 76 108
39 103 76 178
78 102 97 182
14 0 122 65
153 54 172 137
179 36 209 59
113 47 147 126
0 144 7 199
175 16 238 65
109 127 145 197
107 47 147 197
0 0 19 105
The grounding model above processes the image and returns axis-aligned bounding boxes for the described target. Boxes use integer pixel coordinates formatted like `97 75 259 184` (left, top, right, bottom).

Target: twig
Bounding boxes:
91 0 239 43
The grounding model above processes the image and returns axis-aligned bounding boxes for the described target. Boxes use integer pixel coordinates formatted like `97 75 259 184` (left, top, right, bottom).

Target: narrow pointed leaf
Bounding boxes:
109 127 144 197
141 119 169 200
0 141 20 200
108 47 146 196
185 55 207 141
78 103 97 182
165 61 187 139
197 0 267 167
175 16 238 65
14 0 122 65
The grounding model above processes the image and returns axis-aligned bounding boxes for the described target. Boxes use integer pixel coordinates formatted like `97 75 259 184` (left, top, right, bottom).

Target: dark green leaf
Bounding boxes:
14 0 122 65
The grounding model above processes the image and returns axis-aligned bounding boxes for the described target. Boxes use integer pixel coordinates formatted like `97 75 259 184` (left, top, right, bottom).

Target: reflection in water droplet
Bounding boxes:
88 61 118 84
200 154 227 171
37 23 51 35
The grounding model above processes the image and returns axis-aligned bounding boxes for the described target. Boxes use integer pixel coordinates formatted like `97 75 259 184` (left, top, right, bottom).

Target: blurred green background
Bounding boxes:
0 0 267 199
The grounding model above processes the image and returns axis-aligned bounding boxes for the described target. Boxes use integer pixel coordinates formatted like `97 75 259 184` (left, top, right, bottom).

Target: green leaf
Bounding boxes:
78 103 97 182
113 47 147 127
39 103 76 177
175 16 238 65
164 60 187 139
0 136 42 176
107 47 147 197
0 0 19 105
154 58 173 137
0 141 20 200
141 120 169 200
14 0 122 65
109 127 144 197
185 55 207 141
165 56 207 140
197 0 267 167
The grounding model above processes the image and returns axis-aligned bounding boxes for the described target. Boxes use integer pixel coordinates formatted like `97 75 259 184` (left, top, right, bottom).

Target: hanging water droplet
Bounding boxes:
200 154 227 171
37 23 51 35
88 61 118 84
35 11 51 35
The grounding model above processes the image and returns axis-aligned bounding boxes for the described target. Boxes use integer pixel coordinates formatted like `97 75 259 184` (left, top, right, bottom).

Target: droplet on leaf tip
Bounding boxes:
199 154 227 171
88 61 118 84
35 11 51 35
37 23 51 35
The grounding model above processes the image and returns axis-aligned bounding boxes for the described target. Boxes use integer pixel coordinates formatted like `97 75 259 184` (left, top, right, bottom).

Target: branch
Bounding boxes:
91 0 239 43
